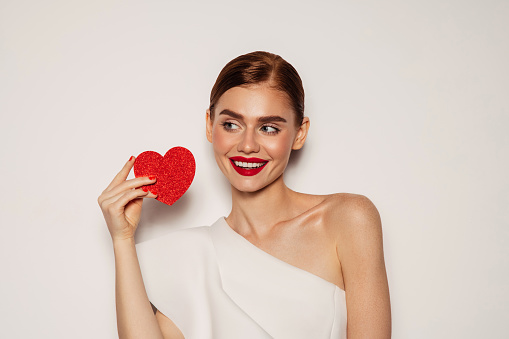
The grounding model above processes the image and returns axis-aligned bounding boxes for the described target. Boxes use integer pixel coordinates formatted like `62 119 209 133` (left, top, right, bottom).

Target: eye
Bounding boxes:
221 121 240 131
261 125 280 135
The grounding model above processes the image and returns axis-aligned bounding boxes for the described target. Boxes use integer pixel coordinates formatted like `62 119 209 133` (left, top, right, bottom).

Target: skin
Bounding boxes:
99 83 391 338
205 84 392 338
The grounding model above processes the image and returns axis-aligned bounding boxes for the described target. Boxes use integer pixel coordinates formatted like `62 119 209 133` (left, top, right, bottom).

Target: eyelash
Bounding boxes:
220 122 238 131
260 124 280 135
220 122 281 135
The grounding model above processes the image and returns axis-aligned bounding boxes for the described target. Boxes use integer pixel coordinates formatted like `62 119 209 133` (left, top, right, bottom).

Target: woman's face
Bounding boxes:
206 84 309 193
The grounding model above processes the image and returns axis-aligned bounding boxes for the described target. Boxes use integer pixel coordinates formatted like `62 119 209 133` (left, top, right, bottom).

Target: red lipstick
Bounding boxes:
229 156 268 176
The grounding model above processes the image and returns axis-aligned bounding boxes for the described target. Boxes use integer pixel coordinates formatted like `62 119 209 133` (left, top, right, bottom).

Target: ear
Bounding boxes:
206 109 213 143
291 116 310 150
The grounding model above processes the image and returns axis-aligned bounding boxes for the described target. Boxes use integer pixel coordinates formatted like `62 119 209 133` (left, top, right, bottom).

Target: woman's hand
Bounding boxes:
98 156 157 242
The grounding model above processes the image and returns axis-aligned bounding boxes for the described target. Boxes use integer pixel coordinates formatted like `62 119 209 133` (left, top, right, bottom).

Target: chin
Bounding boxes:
231 181 265 193
229 172 284 194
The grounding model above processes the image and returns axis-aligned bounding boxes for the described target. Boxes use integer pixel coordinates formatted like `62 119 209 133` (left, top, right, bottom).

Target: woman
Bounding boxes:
98 51 391 338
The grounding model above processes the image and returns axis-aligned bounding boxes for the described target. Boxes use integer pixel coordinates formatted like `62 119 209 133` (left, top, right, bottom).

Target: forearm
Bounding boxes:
113 238 163 339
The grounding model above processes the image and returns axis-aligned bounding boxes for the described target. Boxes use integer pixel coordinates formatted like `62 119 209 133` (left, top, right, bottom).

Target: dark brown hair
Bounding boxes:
209 51 304 127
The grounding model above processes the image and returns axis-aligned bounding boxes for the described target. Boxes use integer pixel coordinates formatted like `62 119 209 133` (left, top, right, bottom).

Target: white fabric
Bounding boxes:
136 217 347 339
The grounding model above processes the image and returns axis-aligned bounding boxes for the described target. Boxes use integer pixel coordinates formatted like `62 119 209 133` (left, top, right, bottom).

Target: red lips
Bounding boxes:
229 156 268 176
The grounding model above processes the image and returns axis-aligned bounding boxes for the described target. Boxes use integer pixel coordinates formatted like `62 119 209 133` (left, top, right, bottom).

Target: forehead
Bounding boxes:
215 85 294 121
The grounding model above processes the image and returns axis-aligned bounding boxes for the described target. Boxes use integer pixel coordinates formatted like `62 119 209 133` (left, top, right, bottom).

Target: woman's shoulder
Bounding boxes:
300 192 379 217
321 193 384 263
293 192 381 234
318 193 382 236
325 192 379 214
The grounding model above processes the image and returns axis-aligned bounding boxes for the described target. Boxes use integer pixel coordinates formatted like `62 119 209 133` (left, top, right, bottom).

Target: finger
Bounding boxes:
98 176 156 206
102 176 157 202
110 189 158 212
104 156 136 192
101 188 157 213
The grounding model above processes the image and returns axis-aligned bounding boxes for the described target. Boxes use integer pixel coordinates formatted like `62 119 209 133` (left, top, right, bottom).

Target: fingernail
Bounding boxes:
129 156 134 162
142 186 148 192
149 175 156 180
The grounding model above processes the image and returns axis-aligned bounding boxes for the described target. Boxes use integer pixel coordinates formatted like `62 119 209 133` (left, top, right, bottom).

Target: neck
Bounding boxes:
227 174 299 237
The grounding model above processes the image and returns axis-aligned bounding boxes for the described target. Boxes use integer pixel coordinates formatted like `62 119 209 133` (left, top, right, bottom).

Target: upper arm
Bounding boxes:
332 195 391 338
150 302 185 339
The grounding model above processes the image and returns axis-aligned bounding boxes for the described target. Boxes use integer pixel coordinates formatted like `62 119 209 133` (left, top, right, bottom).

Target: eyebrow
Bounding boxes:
218 109 287 123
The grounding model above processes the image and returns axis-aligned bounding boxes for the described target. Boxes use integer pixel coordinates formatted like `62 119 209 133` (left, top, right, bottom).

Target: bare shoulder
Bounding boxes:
322 193 382 237
322 193 385 274
324 193 391 337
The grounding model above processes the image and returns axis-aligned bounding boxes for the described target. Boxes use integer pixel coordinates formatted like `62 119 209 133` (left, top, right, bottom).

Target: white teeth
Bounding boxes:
233 160 266 169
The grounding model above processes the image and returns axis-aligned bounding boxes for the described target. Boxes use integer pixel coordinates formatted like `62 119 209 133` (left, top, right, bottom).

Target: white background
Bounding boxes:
1 0 508 338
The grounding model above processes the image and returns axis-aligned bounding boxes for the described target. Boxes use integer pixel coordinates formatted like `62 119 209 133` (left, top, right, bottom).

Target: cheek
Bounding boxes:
211 127 233 154
265 133 294 160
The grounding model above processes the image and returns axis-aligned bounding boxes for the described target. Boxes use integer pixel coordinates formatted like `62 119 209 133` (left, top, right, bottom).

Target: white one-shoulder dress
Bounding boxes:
135 217 347 339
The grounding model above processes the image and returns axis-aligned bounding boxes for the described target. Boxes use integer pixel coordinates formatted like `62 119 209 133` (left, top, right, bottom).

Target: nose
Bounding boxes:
237 128 260 154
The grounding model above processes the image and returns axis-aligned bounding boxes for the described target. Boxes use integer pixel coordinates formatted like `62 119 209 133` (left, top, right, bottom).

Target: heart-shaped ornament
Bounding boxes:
133 147 195 206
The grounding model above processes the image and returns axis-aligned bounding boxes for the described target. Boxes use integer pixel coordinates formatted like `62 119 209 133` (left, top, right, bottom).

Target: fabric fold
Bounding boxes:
135 217 347 339
210 217 347 339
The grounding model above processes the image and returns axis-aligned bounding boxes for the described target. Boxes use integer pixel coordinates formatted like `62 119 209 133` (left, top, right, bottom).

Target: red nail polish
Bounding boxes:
149 175 156 180
129 156 134 162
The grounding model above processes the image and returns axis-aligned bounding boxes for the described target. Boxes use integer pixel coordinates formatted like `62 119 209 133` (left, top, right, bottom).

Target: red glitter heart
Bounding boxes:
133 147 195 206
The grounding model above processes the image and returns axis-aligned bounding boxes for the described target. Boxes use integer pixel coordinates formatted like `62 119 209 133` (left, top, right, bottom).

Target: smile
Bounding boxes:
229 156 268 176
233 161 265 168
